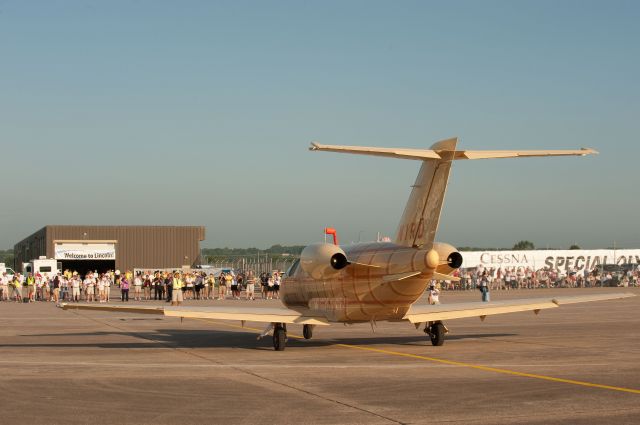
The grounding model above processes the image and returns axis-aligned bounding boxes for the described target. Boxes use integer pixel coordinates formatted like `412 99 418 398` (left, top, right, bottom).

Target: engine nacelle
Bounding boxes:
300 243 349 280
432 242 463 274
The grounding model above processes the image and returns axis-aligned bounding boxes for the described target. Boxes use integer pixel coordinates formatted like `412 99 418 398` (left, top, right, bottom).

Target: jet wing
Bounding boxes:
60 303 330 326
403 292 634 323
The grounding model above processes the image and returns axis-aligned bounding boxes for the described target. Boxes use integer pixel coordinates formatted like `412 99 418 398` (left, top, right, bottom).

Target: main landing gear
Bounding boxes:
273 323 287 351
271 324 313 350
424 321 447 346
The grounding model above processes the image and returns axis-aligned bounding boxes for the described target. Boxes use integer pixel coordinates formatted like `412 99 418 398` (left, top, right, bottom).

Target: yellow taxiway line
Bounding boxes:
192 318 640 395
335 344 640 395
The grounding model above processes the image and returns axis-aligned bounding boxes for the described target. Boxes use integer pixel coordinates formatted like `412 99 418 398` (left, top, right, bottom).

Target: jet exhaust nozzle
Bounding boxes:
330 253 349 270
447 251 463 269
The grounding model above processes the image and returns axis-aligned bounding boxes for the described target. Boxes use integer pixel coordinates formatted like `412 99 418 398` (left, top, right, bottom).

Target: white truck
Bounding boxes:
0 262 16 277
22 257 61 276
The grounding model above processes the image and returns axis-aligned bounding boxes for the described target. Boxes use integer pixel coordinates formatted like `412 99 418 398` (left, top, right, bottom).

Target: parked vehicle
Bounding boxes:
22 257 62 276
0 262 15 277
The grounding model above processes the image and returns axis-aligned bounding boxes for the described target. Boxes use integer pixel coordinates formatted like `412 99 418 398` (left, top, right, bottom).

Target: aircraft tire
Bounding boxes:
303 324 313 340
430 322 445 346
273 326 286 351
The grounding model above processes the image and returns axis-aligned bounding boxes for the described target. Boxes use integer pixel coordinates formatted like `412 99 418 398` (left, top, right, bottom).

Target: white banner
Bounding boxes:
54 243 116 261
460 249 640 272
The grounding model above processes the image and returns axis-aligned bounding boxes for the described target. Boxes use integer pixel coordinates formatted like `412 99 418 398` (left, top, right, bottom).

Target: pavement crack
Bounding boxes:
231 366 407 425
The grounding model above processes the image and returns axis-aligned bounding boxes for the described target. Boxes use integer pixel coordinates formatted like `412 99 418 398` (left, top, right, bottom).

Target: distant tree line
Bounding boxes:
0 249 14 266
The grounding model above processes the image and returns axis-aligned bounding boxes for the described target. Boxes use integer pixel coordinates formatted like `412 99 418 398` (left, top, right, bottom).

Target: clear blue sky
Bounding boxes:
1 1 638 249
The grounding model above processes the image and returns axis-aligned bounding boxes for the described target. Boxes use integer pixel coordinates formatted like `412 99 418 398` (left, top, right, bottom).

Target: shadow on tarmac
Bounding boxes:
11 329 517 350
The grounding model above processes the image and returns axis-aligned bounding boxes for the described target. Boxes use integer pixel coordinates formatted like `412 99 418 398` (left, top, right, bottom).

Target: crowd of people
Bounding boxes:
1 263 637 305
0 269 286 304
443 264 640 291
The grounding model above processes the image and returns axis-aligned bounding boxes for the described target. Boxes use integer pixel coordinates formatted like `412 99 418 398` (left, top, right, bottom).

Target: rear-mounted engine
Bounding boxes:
300 243 349 280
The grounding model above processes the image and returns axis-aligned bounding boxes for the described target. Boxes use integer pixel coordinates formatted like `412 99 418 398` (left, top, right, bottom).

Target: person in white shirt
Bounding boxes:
0 272 9 301
42 274 51 301
35 274 43 301
428 284 440 305
133 274 143 301
71 276 81 302
84 276 94 302
185 274 194 300
273 273 281 299
245 276 255 301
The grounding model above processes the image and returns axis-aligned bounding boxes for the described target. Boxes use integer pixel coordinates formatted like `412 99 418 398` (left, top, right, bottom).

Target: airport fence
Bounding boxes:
201 254 298 275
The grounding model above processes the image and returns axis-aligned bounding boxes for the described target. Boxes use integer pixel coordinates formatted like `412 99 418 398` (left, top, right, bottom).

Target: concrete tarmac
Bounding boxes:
0 287 638 425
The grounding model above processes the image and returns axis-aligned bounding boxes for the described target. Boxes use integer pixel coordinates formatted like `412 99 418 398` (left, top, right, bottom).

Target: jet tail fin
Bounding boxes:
310 139 597 248
395 138 457 248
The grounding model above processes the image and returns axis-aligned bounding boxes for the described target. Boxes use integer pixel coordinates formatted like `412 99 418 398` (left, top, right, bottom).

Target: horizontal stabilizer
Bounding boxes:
310 142 598 162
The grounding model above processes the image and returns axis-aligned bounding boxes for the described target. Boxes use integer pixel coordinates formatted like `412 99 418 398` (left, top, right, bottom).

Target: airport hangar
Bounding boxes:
13 225 206 275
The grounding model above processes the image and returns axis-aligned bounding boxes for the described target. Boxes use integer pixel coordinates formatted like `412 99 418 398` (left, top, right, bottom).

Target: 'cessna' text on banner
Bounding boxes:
54 243 116 260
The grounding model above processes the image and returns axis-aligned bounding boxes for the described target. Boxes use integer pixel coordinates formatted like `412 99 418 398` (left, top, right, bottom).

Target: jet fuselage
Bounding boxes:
281 242 435 323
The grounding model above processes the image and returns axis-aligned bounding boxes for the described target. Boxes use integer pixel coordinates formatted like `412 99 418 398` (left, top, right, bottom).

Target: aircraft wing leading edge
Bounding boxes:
403 292 635 323
60 303 330 326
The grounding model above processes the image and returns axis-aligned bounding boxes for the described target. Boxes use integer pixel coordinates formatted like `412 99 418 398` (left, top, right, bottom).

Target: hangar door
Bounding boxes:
54 242 116 275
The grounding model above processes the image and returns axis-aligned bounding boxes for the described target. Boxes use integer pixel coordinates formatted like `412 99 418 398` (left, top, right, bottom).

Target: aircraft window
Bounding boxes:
287 259 300 276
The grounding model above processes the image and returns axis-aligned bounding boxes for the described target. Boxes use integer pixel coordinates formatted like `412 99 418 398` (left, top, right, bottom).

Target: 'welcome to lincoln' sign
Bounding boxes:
54 243 116 261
